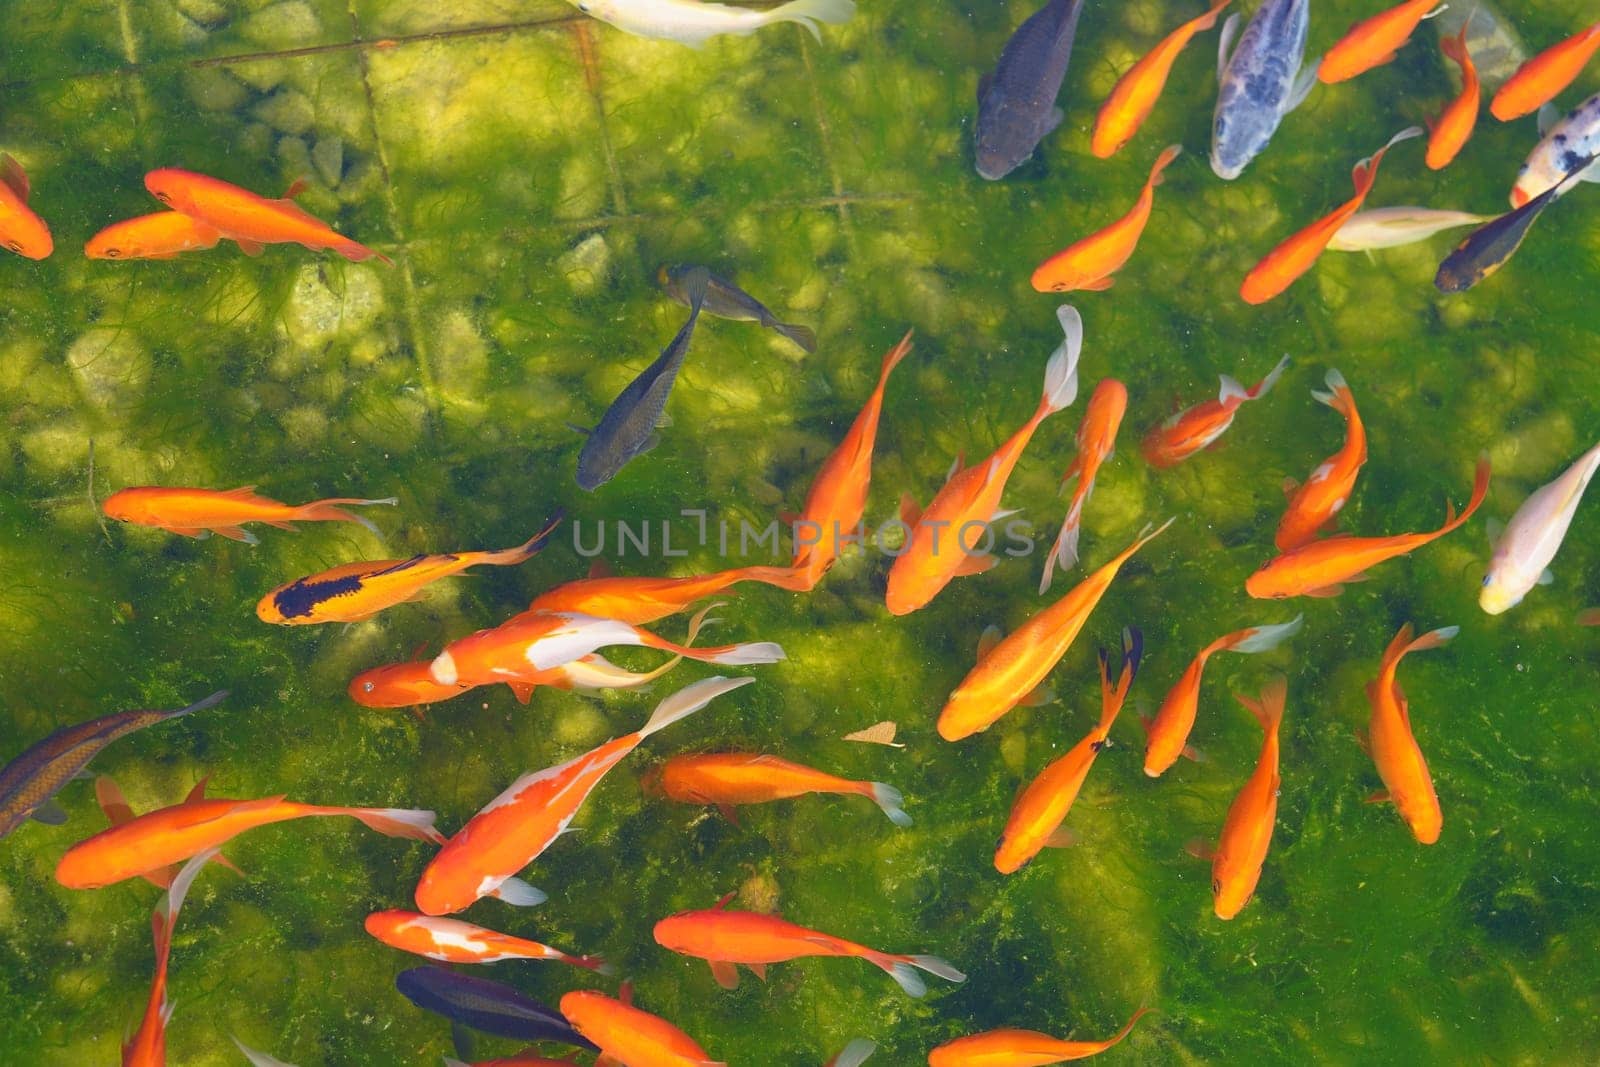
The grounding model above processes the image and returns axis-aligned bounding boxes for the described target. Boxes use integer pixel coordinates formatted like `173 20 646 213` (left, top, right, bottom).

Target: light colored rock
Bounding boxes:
312 137 344 186
184 67 249 111
558 233 612 295
64 327 150 411
256 89 316 135
242 0 322 47
175 0 229 26
283 262 386 347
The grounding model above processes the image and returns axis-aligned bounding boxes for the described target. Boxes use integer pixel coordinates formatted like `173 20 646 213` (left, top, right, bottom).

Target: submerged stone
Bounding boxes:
64 327 151 411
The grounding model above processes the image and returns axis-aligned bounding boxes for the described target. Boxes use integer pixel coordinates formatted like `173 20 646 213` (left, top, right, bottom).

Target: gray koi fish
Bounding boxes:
1212 0 1318 180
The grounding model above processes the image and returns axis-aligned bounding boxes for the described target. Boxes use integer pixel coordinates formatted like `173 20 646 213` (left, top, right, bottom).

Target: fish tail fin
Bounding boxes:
1147 144 1184 188
1096 626 1143 732
775 321 818 353
1105 1006 1154 1050
337 806 447 844
1235 674 1287 734
876 329 914 387
665 637 786 666
878 953 966 996
1116 516 1177 568
1440 19 1470 64
1379 621 1417 673
1220 613 1304 654
1197 0 1233 28
1311 368 1354 416
480 510 566 567
829 1038 879 1067
293 496 399 536
1437 454 1492 537
334 238 392 266
1403 624 1460 660
574 953 615 975
151 845 220 978
763 0 856 40
732 563 814 592
1354 127 1425 195
168 689 230 718
638 676 756 740
1040 305 1083 414
1245 354 1291 400
865 781 912 827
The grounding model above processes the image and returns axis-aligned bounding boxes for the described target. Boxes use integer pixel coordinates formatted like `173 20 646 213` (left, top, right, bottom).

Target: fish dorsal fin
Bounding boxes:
713 890 737 910
236 238 266 257
30 799 68 825
269 195 330 228
1 154 30 201
220 485 262 498
587 558 614 579
977 624 1003 659
185 775 212 804
281 177 309 200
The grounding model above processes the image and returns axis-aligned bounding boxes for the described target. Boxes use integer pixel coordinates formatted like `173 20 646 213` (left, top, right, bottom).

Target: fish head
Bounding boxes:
973 94 1029 181
1477 570 1524 615
99 489 143 524
143 168 202 215
0 210 52 260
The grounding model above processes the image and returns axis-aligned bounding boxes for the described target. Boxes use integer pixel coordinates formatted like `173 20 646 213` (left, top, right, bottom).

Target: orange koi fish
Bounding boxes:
1275 369 1366 552
995 629 1140 874
93 776 241 890
1490 21 1600 121
86 212 221 260
55 778 443 889
1240 127 1422 304
1031 145 1183 293
886 308 1082 615
102 485 396 544
143 168 391 264
1191 675 1285 920
927 1007 1150 1066
560 989 725 1067
1363 623 1456 844
786 331 915 590
527 564 804 625
257 513 562 625
1246 455 1490 598
1091 0 1232 158
1140 354 1288 469
655 752 911 826
653 893 966 996
364 910 609 971
413 677 752 916
0 153 52 259
123 848 217 1067
1141 616 1301 777
1041 378 1127 592
1426 24 1479 170
1318 0 1444 84
937 520 1172 741
429 609 781 691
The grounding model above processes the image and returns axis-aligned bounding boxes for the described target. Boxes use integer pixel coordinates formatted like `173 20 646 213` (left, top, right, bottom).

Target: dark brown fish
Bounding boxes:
1435 155 1597 292
659 264 817 353
0 690 228 839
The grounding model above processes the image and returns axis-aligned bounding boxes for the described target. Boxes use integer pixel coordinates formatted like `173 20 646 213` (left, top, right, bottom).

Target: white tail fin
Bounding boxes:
1311 367 1348 408
1039 492 1087 593
829 1038 878 1067
1218 374 1249 404
639 676 755 739
163 846 219 928
342 807 446 844
232 1036 301 1067
1042 305 1083 412
488 876 547 907
867 782 912 827
686 641 786 666
885 954 967 996
1224 614 1304 654
1250 354 1291 398
762 0 856 40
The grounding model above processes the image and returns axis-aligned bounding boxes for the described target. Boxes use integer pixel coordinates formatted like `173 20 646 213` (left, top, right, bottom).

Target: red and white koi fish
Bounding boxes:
413 677 752 916
1041 377 1127 591
653 892 965 996
1141 616 1301 777
1141 354 1288 468
1192 676 1286 919
364 910 609 971
1364 623 1456 844
1275 369 1366 552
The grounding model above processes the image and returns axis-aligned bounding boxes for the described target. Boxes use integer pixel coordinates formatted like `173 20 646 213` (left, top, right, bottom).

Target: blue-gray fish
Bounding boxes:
0 690 228 840
659 264 816 353
974 0 1086 181
1211 0 1318 180
394 967 598 1050
575 266 710 492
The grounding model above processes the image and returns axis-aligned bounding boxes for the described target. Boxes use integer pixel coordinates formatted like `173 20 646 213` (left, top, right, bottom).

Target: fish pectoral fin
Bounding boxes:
1353 726 1371 755
709 959 741 990
235 238 266 257
641 432 662 453
1280 476 1300 497
1184 837 1216 862
976 624 1004 659
1181 743 1208 764
656 411 674 428
1304 583 1345 598
566 421 592 436
747 962 769 981
1080 275 1116 291
1538 568 1556 586
1018 685 1056 708
1537 102 1559 136
0 153 30 201
281 177 310 200
30 799 68 825
715 803 741 827
1364 789 1391 805
1043 826 1079 849
1039 107 1065 139
212 850 246 877
1285 60 1321 113
954 552 999 577
977 71 993 103
898 493 923 529
1216 12 1241 81
1343 570 1374 584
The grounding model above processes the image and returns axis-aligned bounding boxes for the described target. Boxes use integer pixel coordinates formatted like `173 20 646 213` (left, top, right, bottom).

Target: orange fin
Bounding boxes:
587 558 614 579
709 959 740 990
898 493 922 529
748 962 768 981
1304 583 1345 598
1043 826 1078 848
976 625 1003 659
235 238 265 257
955 552 999 577
1182 743 1207 764
1364 789 1391 804
282 177 309 200
1184 837 1215 861
1 153 30 201
185 776 212 804
715 803 741 827
1018 685 1056 708
209 525 259 544
1079 275 1116 291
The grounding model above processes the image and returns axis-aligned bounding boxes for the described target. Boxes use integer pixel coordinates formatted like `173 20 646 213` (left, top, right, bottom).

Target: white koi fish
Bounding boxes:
1480 440 1600 614
571 0 855 47
1328 207 1495 251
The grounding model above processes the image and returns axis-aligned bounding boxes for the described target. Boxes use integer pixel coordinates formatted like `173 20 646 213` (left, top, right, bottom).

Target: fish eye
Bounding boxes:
1481 574 1492 587
1211 877 1222 895
5 240 20 253
155 192 171 204
362 681 375 693
105 247 121 258
577 1 589 9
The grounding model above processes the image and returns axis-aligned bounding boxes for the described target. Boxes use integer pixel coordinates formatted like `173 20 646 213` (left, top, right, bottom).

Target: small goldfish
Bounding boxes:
1092 0 1231 158
123 849 217 1067
927 1007 1150 1065
1192 675 1286 919
1364 623 1456 843
559 988 723 1067
1489 20 1600 121
938 520 1172 742
785 331 914 590
55 779 442 889
1275 369 1367 552
0 153 52 259
1318 0 1445 84
886 307 1082 615
103 485 396 543
653 892 965 995
995 629 1140 874
1141 616 1301 777
143 168 391 263
527 564 805 624
1041 377 1127 591
1140 354 1288 468
1031 145 1183 292
1480 439 1600 613
257 513 562 625
364 910 609 971
1246 456 1490 598
655 752 911 826
1240 127 1422 304
1427 24 1480 170
413 677 752 916
86 211 221 260
429 609 782 691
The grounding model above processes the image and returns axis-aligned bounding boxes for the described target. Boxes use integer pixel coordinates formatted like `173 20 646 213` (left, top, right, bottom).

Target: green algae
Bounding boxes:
4 0 1600 1064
